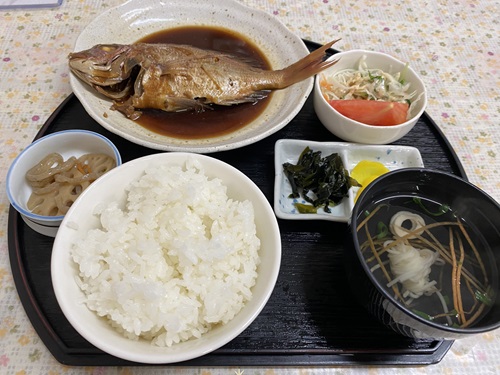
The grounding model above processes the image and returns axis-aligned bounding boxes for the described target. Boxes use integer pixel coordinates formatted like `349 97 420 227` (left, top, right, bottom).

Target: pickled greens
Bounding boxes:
283 147 360 213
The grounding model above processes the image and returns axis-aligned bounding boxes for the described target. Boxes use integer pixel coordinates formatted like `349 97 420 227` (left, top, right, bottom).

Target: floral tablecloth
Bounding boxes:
1 0 499 374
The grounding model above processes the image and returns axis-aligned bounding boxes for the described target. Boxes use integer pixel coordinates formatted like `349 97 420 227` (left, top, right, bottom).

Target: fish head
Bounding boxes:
68 44 133 86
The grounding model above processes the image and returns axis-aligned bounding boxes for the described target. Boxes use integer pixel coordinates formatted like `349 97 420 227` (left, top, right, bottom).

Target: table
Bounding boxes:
1 0 498 374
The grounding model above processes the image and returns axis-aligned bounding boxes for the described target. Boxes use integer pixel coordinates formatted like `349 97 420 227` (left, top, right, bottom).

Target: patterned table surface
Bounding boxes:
1 0 499 374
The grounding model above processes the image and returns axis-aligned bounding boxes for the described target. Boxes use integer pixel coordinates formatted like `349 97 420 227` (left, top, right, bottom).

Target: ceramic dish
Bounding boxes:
314 49 427 144
70 0 314 153
51 152 281 364
274 139 424 222
6 130 121 237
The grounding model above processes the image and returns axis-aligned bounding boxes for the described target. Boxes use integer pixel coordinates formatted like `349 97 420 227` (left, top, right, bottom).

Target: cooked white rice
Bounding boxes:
71 158 261 347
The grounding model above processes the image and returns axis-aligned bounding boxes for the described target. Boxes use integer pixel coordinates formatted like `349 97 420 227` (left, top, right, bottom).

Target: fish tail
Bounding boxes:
276 39 341 88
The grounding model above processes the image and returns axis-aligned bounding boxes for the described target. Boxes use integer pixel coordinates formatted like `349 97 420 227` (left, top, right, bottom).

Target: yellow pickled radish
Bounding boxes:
351 160 390 182
351 160 390 201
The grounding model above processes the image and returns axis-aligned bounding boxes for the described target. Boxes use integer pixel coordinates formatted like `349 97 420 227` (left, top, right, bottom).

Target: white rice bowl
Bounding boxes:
51 153 281 364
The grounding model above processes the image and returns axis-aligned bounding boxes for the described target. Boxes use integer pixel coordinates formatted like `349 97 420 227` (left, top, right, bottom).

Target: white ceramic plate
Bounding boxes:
313 50 427 144
70 0 313 153
274 139 425 222
51 152 281 364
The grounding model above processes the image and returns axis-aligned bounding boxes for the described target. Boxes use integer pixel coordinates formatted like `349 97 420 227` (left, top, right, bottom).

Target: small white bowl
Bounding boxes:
274 139 424 222
51 152 281 364
6 130 122 237
314 49 427 144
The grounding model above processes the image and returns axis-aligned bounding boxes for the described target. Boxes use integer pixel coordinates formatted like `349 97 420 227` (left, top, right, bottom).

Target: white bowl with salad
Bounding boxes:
314 49 427 144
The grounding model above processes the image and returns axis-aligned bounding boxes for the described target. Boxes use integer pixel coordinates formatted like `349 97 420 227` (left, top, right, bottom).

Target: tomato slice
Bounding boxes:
328 100 409 126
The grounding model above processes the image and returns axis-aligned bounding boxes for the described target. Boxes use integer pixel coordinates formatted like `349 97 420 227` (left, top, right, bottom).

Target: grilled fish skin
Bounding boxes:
68 40 340 119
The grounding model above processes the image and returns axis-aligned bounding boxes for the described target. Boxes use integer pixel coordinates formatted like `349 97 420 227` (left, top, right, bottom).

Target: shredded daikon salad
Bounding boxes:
319 54 424 120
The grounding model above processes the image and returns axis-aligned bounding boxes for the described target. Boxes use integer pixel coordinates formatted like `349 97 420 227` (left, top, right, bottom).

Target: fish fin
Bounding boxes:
163 97 213 113
216 90 270 106
112 97 212 118
276 39 341 89
111 99 142 120
155 62 188 76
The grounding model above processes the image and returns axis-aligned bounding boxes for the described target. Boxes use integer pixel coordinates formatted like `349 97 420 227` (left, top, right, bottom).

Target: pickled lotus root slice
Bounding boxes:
78 153 116 178
27 189 62 216
55 164 92 184
32 180 61 195
54 181 91 215
389 211 426 239
27 179 91 216
25 152 116 216
29 174 56 189
25 153 76 182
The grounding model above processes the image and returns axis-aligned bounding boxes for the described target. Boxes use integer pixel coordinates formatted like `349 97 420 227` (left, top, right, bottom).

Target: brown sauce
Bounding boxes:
134 26 272 139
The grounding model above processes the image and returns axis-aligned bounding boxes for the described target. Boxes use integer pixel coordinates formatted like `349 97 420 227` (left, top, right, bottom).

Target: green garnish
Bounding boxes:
412 197 451 216
294 203 318 214
376 221 389 239
475 290 494 306
448 308 459 317
283 147 360 213
399 62 409 85
368 71 383 82
412 309 433 321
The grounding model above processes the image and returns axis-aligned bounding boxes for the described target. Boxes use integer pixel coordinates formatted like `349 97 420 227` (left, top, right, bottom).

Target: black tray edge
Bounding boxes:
7 208 454 367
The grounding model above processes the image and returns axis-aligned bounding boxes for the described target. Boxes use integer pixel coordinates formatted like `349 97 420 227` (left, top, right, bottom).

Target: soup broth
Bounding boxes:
134 26 272 139
356 195 496 329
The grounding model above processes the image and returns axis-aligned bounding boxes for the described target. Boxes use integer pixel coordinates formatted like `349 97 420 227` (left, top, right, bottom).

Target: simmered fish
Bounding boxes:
69 40 340 119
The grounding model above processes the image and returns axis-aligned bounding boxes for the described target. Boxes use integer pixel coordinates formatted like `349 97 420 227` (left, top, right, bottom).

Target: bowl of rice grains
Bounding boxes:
6 130 122 237
51 152 281 364
346 168 500 340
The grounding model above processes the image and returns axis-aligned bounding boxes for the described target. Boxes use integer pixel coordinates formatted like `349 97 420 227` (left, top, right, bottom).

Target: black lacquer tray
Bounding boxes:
8 41 466 367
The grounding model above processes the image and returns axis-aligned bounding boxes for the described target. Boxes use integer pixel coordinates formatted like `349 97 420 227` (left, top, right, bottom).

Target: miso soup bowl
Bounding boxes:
345 168 500 340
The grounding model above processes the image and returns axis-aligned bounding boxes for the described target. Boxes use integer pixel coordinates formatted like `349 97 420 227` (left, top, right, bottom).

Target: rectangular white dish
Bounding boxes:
274 139 425 222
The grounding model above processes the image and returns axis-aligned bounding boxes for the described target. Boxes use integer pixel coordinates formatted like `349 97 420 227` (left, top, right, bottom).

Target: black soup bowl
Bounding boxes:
346 168 500 340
